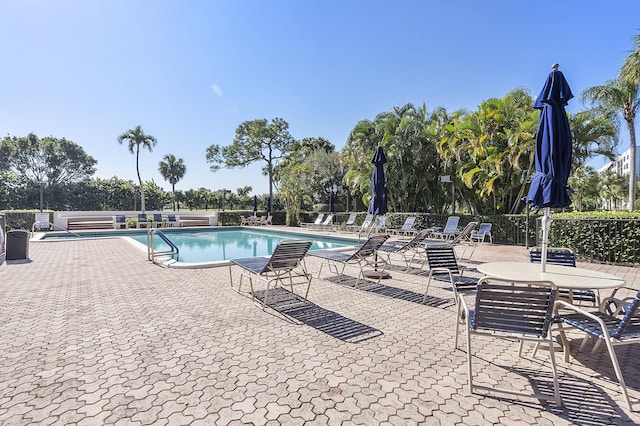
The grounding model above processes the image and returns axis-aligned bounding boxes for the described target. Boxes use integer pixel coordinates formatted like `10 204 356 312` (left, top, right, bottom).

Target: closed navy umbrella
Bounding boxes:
329 193 335 214
253 195 258 213
367 145 388 216
526 64 573 271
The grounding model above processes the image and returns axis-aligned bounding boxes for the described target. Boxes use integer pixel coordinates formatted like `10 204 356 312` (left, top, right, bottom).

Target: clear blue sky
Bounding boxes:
1 0 639 196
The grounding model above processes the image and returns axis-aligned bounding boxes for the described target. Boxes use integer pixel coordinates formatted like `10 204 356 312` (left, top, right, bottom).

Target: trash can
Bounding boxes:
6 230 29 260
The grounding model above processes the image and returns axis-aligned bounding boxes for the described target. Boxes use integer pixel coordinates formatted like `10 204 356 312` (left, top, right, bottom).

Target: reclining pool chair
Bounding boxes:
378 228 432 271
529 247 597 306
342 214 359 232
554 291 640 409
229 239 313 310
429 216 460 240
300 213 324 228
314 213 335 231
423 221 479 260
387 216 417 236
309 234 390 289
456 277 561 405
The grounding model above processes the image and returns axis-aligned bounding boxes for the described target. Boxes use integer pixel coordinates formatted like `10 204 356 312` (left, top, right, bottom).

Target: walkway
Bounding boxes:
0 233 639 425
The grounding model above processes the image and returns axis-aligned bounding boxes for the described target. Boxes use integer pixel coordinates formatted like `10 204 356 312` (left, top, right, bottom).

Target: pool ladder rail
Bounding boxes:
147 229 179 266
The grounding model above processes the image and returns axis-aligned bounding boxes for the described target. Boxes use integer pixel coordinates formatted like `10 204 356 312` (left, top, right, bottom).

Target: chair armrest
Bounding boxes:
600 295 637 316
554 300 614 340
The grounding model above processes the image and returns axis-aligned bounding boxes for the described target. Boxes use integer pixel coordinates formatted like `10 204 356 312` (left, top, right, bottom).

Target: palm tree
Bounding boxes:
158 154 186 210
118 125 157 213
582 79 639 211
621 33 640 86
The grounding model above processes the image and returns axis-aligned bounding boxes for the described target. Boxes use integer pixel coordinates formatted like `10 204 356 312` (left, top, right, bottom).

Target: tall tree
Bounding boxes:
117 125 157 213
0 133 97 185
569 108 619 168
621 33 640 86
158 154 187 210
206 118 295 208
581 79 639 211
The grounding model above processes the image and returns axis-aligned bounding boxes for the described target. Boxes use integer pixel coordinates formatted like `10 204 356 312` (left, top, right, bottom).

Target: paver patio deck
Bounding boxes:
1 229 639 425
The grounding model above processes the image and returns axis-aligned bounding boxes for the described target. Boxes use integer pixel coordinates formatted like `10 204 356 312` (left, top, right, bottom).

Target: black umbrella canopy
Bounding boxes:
367 145 388 215
329 193 335 214
253 195 258 213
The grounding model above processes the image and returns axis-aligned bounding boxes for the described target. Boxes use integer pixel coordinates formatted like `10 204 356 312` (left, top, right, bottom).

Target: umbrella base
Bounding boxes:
363 270 391 279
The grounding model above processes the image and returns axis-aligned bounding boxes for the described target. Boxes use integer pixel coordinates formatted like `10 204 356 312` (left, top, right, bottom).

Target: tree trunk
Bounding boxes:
136 146 146 213
629 120 637 211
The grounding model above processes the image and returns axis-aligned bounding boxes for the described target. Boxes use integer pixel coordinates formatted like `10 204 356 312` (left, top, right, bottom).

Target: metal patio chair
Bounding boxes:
456 277 561 405
554 292 640 410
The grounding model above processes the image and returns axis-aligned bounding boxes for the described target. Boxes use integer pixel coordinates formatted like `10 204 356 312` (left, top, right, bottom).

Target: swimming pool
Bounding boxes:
38 227 358 266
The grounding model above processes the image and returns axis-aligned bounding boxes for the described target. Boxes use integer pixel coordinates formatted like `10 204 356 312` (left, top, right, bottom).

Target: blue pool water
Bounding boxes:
41 227 356 263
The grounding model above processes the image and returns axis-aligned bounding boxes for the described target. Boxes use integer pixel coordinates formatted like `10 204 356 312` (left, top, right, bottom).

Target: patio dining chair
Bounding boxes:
165 214 178 227
137 214 151 228
310 233 390 289
229 239 313 310
423 245 478 305
153 213 164 228
456 277 561 405
529 247 597 306
554 292 640 409
115 214 128 229
470 222 492 243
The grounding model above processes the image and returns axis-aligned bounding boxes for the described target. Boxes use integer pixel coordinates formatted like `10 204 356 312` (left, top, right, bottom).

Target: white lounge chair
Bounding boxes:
342 214 359 232
313 214 334 230
301 213 324 228
387 216 417 236
429 216 460 240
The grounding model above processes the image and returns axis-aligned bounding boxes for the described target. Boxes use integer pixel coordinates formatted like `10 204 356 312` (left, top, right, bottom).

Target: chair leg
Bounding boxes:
603 340 633 410
546 334 562 406
422 275 434 304
465 326 474 393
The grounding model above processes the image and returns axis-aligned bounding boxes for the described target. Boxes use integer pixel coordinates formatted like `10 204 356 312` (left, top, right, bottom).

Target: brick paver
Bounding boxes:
1 229 639 424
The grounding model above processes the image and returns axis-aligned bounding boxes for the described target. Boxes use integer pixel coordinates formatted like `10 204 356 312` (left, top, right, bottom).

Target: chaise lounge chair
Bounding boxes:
301 213 324 228
310 233 390 288
314 214 334 231
342 214 359 232
429 216 460 240
229 239 313 310
387 216 417 236
377 228 433 271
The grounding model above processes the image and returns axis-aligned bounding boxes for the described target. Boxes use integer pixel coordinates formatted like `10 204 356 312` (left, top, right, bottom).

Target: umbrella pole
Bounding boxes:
540 207 551 272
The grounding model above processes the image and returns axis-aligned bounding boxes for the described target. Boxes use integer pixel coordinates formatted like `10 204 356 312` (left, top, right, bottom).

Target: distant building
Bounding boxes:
597 147 640 176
